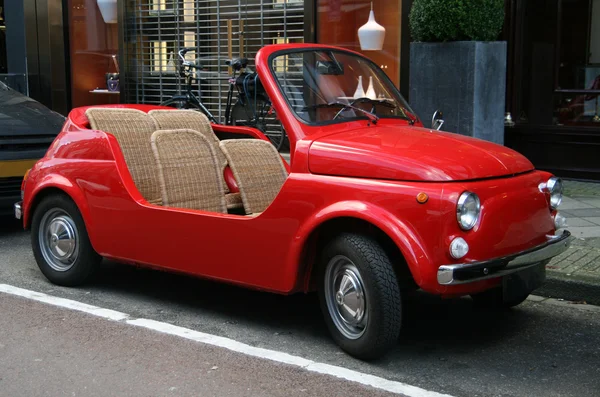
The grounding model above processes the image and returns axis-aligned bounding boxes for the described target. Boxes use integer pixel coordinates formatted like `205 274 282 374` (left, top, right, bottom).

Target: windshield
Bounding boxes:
269 49 417 125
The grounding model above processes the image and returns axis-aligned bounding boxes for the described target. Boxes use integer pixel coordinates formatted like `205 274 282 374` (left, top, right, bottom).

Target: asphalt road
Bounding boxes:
0 293 396 397
1 216 600 397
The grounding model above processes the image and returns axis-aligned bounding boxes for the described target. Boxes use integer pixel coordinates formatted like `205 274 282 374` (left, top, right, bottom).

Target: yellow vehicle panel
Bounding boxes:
0 159 38 178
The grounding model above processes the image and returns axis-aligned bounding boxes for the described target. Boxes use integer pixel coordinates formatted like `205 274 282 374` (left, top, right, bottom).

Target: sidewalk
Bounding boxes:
538 179 600 305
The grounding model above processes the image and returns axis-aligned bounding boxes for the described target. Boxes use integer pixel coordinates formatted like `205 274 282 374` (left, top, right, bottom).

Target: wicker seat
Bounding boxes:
150 129 227 213
85 108 163 205
148 109 243 210
219 139 288 215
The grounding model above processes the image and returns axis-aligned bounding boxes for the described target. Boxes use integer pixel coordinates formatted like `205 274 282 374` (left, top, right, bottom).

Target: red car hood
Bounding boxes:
307 125 534 181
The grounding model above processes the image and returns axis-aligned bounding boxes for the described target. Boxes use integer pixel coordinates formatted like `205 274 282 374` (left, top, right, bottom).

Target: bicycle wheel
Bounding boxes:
161 97 218 123
230 99 287 151
160 97 199 110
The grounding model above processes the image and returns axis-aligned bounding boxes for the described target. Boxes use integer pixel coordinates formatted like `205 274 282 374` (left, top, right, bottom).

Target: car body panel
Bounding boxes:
308 124 535 181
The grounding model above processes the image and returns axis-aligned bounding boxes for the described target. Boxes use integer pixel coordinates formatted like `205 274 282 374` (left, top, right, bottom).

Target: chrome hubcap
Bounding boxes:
325 255 368 340
39 209 79 272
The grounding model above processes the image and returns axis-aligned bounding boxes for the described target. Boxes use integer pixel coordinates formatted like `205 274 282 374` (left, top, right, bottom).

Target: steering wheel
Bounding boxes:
333 97 376 120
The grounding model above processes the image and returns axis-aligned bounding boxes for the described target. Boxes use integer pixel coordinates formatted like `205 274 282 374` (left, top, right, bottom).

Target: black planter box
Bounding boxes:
409 41 507 145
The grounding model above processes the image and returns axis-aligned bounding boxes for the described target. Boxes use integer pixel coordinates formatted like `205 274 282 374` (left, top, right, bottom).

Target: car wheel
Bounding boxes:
31 194 101 286
317 233 402 360
470 287 529 310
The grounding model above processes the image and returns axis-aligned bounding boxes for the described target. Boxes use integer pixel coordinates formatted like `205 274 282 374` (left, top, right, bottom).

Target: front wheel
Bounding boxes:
31 194 102 286
317 233 402 360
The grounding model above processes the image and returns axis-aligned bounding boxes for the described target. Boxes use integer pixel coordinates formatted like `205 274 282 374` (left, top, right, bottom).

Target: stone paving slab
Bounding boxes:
575 198 600 207
563 180 600 197
559 197 595 210
562 208 600 217
564 226 600 238
566 218 598 227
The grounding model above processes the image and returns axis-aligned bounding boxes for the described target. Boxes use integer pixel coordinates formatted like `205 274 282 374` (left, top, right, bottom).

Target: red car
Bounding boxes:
15 44 572 360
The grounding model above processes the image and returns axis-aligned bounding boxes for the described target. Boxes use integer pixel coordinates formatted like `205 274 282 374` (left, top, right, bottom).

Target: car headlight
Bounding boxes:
456 192 480 230
546 177 563 209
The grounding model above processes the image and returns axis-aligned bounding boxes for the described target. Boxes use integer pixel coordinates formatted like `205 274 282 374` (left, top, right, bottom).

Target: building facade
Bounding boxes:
3 0 600 180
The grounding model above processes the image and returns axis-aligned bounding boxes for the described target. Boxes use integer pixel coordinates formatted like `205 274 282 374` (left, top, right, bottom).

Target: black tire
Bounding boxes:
31 194 102 286
470 287 529 310
317 233 402 360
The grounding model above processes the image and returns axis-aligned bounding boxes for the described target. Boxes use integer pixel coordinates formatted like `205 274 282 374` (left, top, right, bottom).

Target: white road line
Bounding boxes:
0 283 454 397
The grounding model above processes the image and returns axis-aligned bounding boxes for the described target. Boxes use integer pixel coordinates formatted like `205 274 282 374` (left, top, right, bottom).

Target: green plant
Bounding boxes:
409 0 504 42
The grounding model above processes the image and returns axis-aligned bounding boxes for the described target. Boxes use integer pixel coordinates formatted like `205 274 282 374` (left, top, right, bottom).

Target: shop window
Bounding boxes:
553 0 600 126
316 0 401 87
67 0 120 108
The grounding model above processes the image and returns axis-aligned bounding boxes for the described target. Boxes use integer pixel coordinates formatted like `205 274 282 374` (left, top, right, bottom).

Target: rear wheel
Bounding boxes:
31 194 102 286
317 233 402 360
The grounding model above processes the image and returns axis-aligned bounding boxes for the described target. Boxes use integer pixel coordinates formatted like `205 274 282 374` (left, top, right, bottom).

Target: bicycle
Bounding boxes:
225 58 287 151
159 48 218 123
160 48 287 151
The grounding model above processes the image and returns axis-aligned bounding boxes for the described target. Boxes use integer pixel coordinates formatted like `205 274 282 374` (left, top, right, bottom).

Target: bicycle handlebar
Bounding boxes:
178 48 195 62
177 47 204 71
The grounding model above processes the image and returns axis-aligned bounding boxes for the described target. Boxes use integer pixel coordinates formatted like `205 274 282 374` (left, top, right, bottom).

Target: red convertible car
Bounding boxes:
15 44 572 360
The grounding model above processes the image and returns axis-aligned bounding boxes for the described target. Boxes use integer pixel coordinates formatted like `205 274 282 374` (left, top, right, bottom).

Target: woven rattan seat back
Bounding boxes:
85 108 162 205
219 139 288 214
148 109 243 210
151 129 227 213
148 109 227 170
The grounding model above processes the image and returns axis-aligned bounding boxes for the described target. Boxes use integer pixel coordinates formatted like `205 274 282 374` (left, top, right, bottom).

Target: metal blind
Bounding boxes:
122 0 304 126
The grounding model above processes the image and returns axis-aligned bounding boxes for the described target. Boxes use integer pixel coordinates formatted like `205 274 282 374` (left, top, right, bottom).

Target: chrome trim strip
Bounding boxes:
14 202 22 220
437 230 573 285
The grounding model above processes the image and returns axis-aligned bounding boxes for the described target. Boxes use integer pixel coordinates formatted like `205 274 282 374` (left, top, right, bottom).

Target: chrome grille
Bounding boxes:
0 177 23 197
0 135 56 152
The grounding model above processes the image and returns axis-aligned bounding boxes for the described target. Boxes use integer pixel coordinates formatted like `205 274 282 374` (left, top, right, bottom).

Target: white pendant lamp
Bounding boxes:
97 0 118 24
358 2 385 51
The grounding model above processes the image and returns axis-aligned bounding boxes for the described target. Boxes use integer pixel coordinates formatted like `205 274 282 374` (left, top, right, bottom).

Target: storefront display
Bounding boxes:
316 0 401 87
68 0 120 107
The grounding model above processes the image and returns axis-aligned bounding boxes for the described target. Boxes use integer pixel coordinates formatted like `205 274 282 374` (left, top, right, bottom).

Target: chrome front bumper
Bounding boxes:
437 230 573 285
14 201 22 220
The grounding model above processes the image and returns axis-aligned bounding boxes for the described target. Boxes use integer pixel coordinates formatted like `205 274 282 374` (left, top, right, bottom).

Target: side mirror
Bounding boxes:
431 110 444 130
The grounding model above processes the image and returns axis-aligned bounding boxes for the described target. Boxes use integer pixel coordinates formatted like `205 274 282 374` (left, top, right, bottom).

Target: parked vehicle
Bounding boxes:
15 44 572 360
0 81 64 215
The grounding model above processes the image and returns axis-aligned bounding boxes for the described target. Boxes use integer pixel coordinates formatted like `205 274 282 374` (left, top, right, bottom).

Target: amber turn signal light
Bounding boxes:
416 192 428 204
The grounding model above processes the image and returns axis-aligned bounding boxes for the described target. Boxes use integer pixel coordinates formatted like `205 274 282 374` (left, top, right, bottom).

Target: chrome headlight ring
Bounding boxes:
546 177 563 210
456 192 481 231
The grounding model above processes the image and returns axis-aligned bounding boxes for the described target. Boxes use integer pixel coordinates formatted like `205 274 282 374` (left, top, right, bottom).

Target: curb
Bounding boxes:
535 272 600 306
